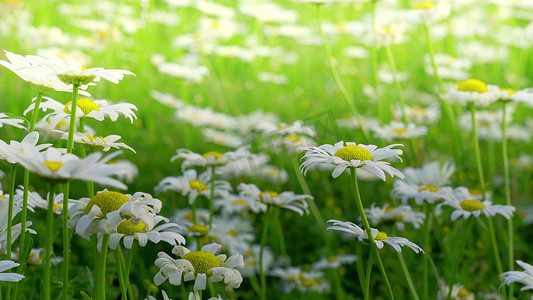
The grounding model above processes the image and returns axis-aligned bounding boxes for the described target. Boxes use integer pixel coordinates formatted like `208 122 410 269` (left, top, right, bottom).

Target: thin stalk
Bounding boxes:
487 218 503 276
62 83 79 300
273 208 288 262
125 244 135 300
502 102 514 298
5 165 16 300
446 219 473 300
91 235 100 298
78 118 94 197
43 184 57 300
98 234 110 300
259 207 272 300
209 167 216 231
355 243 366 292
370 0 385 123
350 170 394 300
424 24 462 166
364 247 375 300
15 91 44 300
385 45 408 123
397 252 420 300
423 203 433 300
115 245 128 300
469 103 486 199
315 4 370 141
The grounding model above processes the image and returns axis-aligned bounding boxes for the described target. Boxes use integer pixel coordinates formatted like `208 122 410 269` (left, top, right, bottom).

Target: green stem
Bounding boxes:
259 207 272 300
350 170 394 300
398 252 420 300
61 84 79 300
355 243 366 293
423 204 432 300
385 45 408 124
6 165 16 300
91 235 100 298
315 4 370 141
15 91 44 300
125 244 135 300
469 103 486 199
78 118 94 197
115 245 128 300
43 184 57 300
273 208 288 262
370 0 385 123
487 218 503 276
502 102 514 298
98 234 110 300
424 24 444 93
446 219 473 300
209 167 216 231
364 247 375 300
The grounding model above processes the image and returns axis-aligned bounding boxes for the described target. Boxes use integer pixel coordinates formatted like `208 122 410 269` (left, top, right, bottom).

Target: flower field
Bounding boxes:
1 0 533 299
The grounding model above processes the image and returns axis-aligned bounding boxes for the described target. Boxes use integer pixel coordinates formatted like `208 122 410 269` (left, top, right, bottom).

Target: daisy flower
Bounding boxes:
300 141 404 180
255 165 289 184
24 96 138 129
215 193 266 216
154 169 231 205
151 90 184 109
442 79 500 107
327 220 424 253
0 50 85 94
500 260 533 299
15 188 72 214
171 147 251 169
408 1 451 24
0 113 25 130
365 203 426 230
69 190 162 239
103 213 185 250
270 266 330 294
239 245 274 278
0 132 52 165
440 192 515 221
153 243 244 292
372 121 428 141
8 145 126 189
237 183 311 216
0 194 35 255
38 54 135 85
0 260 24 282
436 280 475 300
392 160 455 205
312 254 358 270
63 132 135 153
395 103 441 125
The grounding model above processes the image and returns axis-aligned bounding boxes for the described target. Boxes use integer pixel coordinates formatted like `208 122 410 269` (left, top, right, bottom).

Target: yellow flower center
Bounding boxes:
285 135 301 143
43 160 62 172
231 199 248 206
412 107 426 115
85 135 106 143
468 188 482 197
459 199 485 212
182 251 223 275
334 145 372 162
418 186 440 192
84 191 129 214
301 278 319 287
364 230 389 241
64 98 100 115
53 204 62 211
326 256 340 263
202 151 223 160
383 206 404 222
392 128 409 135
188 224 209 235
500 88 515 95
117 220 147 235
258 191 279 201
457 79 489 93
189 180 208 192
457 287 470 297
413 1 437 9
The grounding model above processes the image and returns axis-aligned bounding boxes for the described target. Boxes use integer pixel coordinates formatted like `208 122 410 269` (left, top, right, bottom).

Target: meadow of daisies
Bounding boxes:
1 0 533 299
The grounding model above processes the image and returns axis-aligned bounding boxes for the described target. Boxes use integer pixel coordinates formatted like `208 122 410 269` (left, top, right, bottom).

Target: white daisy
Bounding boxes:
38 54 135 85
395 103 441 125
69 190 162 239
312 254 358 270
239 245 274 278
104 213 185 250
0 260 24 282
270 266 330 294
171 147 251 169
327 220 424 253
63 132 135 153
442 79 500 107
8 145 126 189
372 121 428 141
151 90 184 109
441 192 515 221
365 203 426 230
154 169 231 205
500 260 533 299
153 243 244 292
408 1 451 24
436 280 475 300
237 183 311 216
0 132 52 165
215 193 266 216
24 96 138 129
0 113 25 130
300 141 404 180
